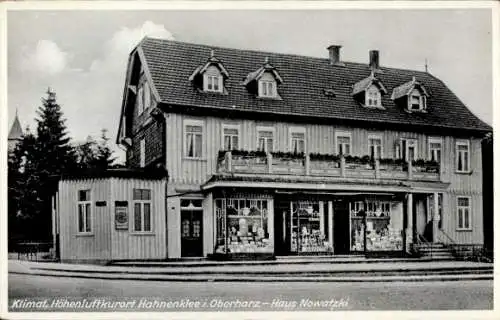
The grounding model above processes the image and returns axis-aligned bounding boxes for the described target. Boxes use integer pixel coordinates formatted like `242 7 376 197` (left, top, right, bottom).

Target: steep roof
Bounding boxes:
138 37 491 134
8 113 23 140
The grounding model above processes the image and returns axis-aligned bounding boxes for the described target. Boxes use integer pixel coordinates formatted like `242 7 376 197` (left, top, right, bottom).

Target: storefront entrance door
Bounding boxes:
181 210 203 257
333 200 350 254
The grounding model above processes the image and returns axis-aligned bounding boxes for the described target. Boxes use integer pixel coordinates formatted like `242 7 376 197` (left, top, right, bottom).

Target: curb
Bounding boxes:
9 270 494 283
28 266 493 277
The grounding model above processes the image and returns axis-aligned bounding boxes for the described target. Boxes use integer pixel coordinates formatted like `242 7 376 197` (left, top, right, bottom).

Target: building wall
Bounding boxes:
110 178 167 260
58 178 167 263
58 179 112 263
164 113 484 245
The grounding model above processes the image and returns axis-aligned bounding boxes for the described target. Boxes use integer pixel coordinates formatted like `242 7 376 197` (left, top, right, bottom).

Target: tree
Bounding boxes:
8 128 40 246
30 89 76 240
74 129 115 171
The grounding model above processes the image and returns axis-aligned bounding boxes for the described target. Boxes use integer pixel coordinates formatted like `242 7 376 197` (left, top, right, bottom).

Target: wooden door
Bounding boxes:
181 210 203 257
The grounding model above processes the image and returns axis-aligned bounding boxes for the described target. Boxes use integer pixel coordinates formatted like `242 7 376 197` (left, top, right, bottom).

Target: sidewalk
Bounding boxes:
8 259 493 283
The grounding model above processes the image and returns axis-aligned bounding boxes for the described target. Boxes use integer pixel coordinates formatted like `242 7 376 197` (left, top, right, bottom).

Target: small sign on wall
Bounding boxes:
115 201 128 230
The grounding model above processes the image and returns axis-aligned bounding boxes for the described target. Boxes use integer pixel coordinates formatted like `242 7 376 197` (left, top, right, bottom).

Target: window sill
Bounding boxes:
183 157 207 162
76 233 94 237
455 170 472 175
456 228 473 232
130 232 155 236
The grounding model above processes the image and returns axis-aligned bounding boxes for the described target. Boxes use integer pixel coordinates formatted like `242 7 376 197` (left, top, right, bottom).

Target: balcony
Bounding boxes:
216 150 441 182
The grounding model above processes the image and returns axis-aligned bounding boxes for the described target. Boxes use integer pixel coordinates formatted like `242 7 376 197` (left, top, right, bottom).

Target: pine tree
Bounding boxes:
8 128 40 245
31 89 76 240
95 129 115 170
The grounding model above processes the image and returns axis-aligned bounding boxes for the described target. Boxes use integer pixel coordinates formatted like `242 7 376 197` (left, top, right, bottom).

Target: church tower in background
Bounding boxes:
8 110 23 152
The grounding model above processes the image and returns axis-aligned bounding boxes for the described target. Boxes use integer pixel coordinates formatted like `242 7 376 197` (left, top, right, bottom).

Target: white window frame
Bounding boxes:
398 138 418 161
456 196 472 231
133 188 153 233
137 85 144 115
183 119 204 159
335 131 352 155
428 137 443 163
143 82 151 110
77 190 92 234
256 126 275 152
408 89 426 111
139 139 145 168
204 74 223 93
368 134 383 159
289 127 306 154
222 123 241 151
456 140 471 173
365 85 382 108
258 79 277 98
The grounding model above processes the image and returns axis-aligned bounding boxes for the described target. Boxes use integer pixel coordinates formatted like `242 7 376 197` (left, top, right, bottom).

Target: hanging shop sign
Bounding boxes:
114 201 128 230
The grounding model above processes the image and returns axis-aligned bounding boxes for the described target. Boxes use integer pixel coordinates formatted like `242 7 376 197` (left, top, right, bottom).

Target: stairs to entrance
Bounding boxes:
413 243 454 260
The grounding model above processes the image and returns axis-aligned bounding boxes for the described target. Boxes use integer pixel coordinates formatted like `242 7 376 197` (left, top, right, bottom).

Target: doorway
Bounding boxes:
180 210 203 257
333 199 350 254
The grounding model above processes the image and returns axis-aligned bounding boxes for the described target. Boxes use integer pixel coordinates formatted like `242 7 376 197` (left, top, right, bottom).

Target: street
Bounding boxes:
8 273 493 311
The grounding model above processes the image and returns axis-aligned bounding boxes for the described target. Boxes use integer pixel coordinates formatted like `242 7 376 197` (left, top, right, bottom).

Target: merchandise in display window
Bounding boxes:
290 201 332 253
350 200 403 251
215 198 272 254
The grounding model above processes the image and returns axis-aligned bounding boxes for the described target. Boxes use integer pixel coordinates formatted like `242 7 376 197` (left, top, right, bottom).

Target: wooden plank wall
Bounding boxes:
110 178 167 260
58 179 111 262
165 113 484 245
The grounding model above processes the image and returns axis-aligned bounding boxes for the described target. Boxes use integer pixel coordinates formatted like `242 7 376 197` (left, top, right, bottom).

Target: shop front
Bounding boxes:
208 188 411 259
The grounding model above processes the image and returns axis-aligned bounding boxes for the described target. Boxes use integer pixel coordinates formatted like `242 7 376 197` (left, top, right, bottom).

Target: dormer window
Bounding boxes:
409 89 424 111
204 73 222 93
259 79 277 98
352 71 387 109
244 57 283 99
366 85 381 108
189 49 229 94
391 76 429 113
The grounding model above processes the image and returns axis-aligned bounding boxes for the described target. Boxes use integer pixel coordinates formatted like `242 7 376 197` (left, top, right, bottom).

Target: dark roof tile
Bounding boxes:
139 38 491 133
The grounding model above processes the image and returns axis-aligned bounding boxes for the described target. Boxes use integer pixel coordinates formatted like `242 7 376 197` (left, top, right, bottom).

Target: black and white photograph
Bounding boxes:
1 1 497 318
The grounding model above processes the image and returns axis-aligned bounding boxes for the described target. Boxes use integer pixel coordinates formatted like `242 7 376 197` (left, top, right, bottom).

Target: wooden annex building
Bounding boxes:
54 38 491 263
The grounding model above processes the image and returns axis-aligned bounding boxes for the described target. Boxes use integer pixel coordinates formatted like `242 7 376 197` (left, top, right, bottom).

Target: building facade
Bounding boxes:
112 38 490 260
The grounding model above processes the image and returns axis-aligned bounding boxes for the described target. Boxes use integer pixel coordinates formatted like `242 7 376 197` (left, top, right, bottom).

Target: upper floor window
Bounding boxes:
184 120 204 159
335 132 351 155
290 127 306 154
223 124 240 150
397 138 417 162
456 196 471 230
257 127 274 152
456 140 470 173
368 136 383 159
143 82 151 110
204 74 223 93
428 138 442 163
259 79 277 98
409 89 425 111
366 85 381 108
78 190 92 233
137 86 144 115
139 139 145 168
133 189 152 232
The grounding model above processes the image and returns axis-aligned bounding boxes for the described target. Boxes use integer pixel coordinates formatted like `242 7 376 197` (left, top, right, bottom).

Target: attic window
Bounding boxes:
409 89 425 111
259 79 276 98
189 50 229 94
204 74 222 93
366 85 381 108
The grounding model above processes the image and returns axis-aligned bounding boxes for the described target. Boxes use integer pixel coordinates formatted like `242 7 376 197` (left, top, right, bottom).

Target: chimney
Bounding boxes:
369 50 380 70
327 45 343 65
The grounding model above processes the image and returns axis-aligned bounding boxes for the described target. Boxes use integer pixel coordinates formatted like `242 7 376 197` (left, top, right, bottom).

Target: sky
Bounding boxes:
6 9 493 162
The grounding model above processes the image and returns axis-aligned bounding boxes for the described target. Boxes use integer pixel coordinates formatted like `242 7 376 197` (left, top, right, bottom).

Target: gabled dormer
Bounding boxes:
189 50 229 94
243 57 283 99
391 76 429 113
352 71 387 109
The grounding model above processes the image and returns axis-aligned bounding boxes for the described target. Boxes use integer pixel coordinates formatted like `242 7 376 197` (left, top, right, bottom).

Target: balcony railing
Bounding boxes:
217 150 441 182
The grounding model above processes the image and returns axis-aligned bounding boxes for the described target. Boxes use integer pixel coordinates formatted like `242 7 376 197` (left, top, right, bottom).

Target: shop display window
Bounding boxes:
350 200 403 251
215 198 272 254
290 201 332 253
